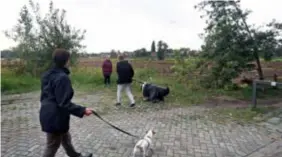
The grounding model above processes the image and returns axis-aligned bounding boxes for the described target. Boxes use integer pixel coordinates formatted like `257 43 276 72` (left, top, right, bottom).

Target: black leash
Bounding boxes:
91 110 140 139
133 78 169 88
132 78 145 84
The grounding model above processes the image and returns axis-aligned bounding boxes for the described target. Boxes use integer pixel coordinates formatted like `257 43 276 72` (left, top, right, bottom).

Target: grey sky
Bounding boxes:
0 0 281 53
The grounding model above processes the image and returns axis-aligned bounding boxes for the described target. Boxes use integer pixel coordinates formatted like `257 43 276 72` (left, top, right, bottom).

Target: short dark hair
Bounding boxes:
52 48 70 67
118 55 124 61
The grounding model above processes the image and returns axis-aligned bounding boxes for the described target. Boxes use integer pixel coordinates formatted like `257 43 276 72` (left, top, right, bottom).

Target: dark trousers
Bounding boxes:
42 132 81 157
104 74 111 85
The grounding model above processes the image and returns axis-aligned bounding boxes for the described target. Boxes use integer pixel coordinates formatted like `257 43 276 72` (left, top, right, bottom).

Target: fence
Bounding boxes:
252 80 282 109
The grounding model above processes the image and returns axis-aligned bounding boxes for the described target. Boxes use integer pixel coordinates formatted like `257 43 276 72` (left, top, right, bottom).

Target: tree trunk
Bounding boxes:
232 1 264 80
254 47 264 80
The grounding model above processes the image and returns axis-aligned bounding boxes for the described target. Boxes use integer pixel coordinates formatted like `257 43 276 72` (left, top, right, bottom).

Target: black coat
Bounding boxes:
39 67 85 133
116 60 134 84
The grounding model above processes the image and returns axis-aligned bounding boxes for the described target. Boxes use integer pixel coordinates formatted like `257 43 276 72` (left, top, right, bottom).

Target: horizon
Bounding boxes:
0 0 281 53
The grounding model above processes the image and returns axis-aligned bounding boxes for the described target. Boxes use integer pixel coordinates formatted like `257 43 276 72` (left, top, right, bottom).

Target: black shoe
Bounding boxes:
115 103 121 106
129 103 135 107
79 153 92 157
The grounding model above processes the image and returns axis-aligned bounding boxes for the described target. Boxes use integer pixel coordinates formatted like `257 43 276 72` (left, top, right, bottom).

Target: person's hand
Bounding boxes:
84 108 93 116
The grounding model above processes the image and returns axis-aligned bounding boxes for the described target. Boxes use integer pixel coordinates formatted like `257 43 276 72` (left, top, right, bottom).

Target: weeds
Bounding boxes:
2 61 281 107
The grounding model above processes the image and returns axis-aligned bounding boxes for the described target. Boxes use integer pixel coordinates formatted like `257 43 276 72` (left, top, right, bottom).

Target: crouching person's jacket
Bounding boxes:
39 67 85 133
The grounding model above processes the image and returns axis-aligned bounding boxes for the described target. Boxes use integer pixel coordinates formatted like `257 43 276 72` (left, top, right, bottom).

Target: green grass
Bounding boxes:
221 85 282 100
208 106 278 123
271 57 282 62
2 64 281 107
1 70 40 94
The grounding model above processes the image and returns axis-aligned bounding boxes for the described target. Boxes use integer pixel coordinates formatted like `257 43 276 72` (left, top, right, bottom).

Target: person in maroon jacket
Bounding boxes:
102 56 113 86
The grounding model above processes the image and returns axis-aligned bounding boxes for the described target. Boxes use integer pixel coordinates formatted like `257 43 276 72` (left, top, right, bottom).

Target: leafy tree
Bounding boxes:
157 40 163 60
5 0 86 76
110 50 118 58
151 41 156 53
133 48 149 57
157 40 168 60
267 20 282 58
195 0 281 88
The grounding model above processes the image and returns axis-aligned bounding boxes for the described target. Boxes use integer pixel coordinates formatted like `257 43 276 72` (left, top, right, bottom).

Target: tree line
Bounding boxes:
2 0 282 89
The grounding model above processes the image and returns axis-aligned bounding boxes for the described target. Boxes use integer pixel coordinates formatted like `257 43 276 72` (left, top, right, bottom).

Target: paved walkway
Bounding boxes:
1 92 281 157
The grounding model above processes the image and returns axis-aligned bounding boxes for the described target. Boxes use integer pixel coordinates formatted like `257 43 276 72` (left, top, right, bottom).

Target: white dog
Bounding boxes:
132 129 156 157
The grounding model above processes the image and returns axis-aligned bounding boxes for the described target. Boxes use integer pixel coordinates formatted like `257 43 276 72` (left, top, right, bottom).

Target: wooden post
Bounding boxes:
252 80 257 109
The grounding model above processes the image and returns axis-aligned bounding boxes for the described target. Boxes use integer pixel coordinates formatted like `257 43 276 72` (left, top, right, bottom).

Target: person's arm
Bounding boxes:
116 62 120 74
129 64 134 78
54 75 86 118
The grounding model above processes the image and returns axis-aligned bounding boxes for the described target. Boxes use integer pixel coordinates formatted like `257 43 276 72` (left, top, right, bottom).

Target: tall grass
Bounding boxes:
2 63 280 106
1 69 40 94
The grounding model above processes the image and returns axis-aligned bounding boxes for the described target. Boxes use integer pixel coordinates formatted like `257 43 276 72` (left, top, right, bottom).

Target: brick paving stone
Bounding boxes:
1 92 279 157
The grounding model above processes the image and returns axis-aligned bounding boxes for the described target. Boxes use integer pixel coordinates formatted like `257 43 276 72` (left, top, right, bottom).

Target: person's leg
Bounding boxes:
125 84 135 107
42 133 62 157
106 75 110 85
61 132 81 157
116 84 123 105
103 74 107 85
108 75 111 85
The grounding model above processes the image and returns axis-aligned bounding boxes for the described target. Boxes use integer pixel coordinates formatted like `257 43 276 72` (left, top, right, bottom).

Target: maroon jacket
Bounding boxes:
102 59 112 75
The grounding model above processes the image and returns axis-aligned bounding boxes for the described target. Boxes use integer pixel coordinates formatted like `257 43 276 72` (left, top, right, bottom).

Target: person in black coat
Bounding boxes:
40 48 93 157
115 55 135 107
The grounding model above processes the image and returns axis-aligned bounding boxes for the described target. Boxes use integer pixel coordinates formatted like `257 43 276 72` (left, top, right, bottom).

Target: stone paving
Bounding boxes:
1 92 281 157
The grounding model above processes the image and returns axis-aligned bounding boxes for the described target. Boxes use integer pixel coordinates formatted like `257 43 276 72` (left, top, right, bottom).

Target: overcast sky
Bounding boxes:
0 0 281 53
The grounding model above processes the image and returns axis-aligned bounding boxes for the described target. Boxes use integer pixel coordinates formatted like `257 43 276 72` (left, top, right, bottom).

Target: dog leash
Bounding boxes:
132 78 144 84
133 78 169 88
91 110 140 139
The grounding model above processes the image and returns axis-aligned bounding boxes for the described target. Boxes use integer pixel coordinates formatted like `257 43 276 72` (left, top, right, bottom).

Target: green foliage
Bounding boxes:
151 41 156 53
1 69 40 94
210 106 277 123
157 40 168 60
70 67 117 90
195 0 281 88
133 48 150 57
110 50 118 58
171 54 199 81
5 0 86 76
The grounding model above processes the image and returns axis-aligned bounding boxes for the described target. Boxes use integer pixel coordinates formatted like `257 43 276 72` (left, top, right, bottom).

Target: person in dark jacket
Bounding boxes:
102 56 112 86
40 48 93 157
115 55 135 107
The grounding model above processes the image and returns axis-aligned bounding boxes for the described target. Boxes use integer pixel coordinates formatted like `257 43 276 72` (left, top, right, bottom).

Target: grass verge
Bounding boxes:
2 65 281 107
1 70 40 94
207 106 278 124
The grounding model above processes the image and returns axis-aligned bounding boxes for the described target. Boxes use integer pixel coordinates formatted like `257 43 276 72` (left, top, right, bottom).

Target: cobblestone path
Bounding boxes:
1 92 280 157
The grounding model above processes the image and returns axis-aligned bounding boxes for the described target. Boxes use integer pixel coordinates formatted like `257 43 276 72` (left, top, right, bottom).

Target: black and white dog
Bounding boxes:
141 82 170 103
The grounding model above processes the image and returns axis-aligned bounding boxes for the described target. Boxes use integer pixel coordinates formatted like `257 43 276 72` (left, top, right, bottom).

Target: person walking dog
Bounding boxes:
40 48 93 157
116 55 135 107
102 56 112 87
